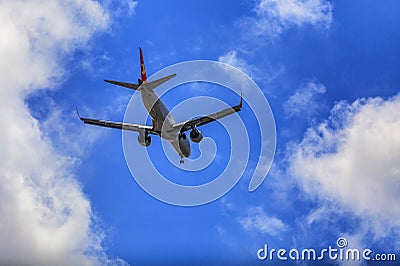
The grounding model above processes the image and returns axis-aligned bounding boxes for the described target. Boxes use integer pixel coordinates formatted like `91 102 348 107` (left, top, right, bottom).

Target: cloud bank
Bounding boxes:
0 1 121 264
290 94 400 238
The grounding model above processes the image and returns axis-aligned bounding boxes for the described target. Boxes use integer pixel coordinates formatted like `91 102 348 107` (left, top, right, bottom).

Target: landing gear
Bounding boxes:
180 156 184 164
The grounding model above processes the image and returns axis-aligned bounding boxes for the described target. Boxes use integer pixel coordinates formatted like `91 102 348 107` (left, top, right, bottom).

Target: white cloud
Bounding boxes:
218 50 255 75
218 49 285 96
110 0 138 17
284 80 326 118
240 0 333 38
217 50 262 84
127 1 138 15
40 101 105 158
290 94 400 237
238 206 288 236
0 1 123 264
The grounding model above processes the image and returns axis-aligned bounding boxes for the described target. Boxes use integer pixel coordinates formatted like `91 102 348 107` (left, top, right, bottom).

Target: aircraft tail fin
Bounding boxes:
104 48 176 90
139 47 147 83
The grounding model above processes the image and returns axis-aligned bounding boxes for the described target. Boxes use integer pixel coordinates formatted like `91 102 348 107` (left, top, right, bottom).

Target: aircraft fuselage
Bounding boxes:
140 85 191 158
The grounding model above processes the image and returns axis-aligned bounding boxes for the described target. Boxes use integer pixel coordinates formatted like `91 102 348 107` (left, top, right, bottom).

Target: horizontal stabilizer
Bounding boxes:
104 79 139 90
145 73 176 90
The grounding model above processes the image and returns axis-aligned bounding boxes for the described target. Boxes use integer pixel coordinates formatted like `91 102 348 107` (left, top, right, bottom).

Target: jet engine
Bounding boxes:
190 128 203 143
138 134 151 146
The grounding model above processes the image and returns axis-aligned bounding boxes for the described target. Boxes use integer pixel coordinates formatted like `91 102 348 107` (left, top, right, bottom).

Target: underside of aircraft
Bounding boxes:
78 48 242 164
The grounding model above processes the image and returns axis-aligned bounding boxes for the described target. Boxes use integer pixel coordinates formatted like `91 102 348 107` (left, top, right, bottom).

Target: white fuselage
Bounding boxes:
140 85 191 158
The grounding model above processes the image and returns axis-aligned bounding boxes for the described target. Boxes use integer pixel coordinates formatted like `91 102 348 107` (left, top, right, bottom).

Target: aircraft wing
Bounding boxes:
77 109 158 135
173 95 242 132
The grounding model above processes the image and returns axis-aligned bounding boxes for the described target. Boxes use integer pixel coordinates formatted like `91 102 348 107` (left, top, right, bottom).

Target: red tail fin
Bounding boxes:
139 47 147 83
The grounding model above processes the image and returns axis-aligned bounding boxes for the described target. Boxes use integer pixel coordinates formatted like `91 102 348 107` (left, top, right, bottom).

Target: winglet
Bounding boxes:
239 94 243 108
76 106 82 120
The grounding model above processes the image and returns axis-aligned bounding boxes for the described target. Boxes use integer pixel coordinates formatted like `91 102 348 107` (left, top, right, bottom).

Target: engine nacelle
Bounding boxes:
190 129 203 143
138 134 151 146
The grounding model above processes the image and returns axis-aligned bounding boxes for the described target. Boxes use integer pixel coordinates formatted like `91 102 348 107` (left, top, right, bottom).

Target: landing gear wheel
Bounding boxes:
180 159 184 164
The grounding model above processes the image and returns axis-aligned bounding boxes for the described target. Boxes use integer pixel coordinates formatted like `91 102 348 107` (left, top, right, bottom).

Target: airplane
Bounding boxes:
77 48 242 164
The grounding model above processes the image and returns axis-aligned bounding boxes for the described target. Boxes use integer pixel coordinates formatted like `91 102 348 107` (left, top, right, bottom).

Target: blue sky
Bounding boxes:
1 0 400 265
